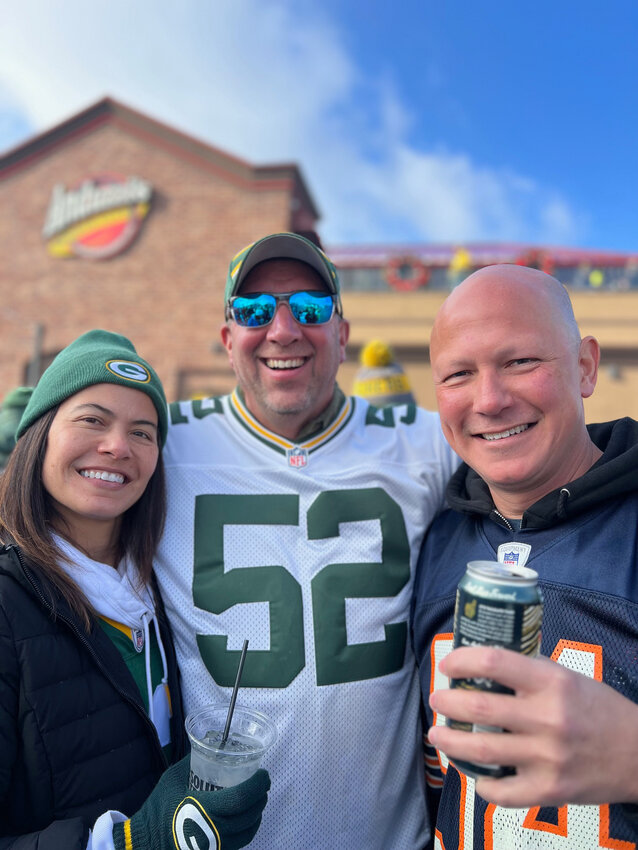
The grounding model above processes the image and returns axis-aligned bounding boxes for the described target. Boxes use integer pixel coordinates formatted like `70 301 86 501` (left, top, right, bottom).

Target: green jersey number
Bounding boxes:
193 488 411 688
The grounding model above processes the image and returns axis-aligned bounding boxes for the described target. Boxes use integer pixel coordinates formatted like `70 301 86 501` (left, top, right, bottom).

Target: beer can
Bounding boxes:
446 559 543 778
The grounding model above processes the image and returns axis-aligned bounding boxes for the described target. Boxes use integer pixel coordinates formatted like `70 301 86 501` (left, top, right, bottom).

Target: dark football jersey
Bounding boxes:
413 497 638 849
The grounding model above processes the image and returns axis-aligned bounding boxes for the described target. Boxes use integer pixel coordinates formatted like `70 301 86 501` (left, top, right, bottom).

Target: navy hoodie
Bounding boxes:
412 417 638 850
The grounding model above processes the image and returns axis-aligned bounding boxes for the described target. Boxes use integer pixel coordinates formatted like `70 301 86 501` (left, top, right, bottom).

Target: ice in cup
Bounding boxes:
185 703 277 791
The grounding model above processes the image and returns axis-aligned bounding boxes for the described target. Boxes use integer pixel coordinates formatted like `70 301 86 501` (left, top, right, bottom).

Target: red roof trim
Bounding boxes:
327 242 637 267
0 97 319 215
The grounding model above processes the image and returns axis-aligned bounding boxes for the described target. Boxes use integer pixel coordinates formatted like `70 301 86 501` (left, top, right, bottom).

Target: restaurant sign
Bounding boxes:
42 174 153 260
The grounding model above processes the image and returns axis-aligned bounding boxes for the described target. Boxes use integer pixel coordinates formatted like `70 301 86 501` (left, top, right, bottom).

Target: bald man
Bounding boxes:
411 264 638 848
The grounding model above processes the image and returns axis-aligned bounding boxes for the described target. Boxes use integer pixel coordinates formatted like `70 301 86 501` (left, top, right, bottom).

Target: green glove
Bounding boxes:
113 755 270 850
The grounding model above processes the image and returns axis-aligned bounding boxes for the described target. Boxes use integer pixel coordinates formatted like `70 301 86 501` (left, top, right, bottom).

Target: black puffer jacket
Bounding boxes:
0 544 187 849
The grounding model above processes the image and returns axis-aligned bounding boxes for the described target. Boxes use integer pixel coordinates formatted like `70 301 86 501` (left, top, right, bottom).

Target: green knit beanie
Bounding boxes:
17 330 168 447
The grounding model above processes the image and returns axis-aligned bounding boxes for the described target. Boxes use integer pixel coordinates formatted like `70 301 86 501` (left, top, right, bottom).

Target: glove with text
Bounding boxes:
112 755 270 850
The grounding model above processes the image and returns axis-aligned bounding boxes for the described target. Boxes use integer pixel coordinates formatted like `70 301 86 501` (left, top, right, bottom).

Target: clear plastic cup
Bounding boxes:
185 703 277 791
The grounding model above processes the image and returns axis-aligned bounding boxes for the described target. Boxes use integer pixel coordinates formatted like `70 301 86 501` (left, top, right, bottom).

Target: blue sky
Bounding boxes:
1 0 636 251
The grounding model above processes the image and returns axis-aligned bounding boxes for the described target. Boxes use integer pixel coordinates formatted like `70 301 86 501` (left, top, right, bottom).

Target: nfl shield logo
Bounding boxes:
497 542 532 568
287 447 308 468
133 628 145 653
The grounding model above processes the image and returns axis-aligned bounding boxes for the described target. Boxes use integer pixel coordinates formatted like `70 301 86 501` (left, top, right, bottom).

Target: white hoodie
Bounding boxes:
53 535 171 850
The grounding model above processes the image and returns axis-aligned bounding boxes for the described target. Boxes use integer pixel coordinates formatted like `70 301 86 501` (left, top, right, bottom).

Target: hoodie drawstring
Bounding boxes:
142 609 170 736
141 611 154 725
152 613 169 695
557 487 571 518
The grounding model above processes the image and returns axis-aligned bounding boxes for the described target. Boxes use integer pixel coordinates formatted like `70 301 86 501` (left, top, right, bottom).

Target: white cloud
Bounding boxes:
1 0 355 159
540 197 582 245
0 0 581 246
342 145 581 245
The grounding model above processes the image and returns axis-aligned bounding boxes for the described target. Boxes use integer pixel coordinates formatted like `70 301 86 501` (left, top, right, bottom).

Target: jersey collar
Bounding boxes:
229 387 354 456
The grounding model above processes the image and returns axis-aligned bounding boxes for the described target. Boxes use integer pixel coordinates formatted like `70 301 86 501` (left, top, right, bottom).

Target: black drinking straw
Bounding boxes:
220 639 249 747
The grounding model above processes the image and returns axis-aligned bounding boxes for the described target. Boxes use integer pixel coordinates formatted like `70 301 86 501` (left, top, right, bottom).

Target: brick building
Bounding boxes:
0 96 319 400
2 96 638 421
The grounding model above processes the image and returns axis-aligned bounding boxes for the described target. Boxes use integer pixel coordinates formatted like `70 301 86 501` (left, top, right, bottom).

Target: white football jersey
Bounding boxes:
155 391 457 849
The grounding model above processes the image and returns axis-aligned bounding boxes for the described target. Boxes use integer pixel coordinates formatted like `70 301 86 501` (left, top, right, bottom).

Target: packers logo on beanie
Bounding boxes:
17 329 168 446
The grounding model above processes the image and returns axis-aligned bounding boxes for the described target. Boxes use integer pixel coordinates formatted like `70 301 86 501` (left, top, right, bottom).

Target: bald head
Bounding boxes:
432 264 581 359
429 262 601 516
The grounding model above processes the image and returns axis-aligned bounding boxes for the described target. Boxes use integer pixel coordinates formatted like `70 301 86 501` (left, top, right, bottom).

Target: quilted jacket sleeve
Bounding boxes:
0 588 89 850
0 819 89 850
0 594 17 820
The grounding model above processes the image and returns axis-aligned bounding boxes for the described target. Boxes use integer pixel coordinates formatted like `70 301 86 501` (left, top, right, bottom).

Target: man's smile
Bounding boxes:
476 423 534 441
263 357 308 370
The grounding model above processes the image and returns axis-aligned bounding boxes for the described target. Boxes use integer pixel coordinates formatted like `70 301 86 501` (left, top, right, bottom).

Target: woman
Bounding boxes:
0 330 269 850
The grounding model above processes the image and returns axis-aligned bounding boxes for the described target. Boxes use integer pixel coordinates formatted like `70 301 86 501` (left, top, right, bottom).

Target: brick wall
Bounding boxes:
0 121 298 401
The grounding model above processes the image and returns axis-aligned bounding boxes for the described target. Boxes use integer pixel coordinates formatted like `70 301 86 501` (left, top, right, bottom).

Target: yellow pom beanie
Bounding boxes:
352 340 415 407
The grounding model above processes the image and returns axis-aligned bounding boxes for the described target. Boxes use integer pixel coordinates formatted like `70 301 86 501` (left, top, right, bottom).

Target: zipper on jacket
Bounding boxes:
11 545 169 767
491 509 516 531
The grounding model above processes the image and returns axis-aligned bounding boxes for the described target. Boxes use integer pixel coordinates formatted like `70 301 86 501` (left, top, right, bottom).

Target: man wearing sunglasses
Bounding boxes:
154 232 458 849
220 237 348 442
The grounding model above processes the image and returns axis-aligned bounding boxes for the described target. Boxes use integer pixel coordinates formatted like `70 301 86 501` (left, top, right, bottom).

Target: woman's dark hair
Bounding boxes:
0 405 166 630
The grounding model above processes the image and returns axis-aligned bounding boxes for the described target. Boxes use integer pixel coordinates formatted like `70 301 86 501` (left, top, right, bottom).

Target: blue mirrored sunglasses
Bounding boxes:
226 291 340 328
